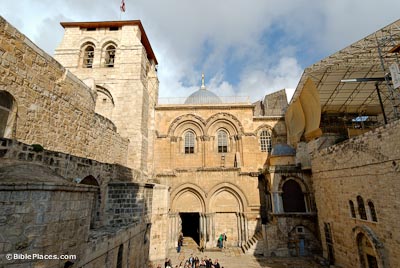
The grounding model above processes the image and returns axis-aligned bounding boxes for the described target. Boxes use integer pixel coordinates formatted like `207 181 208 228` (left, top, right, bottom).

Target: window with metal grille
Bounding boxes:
349 200 356 218
260 130 272 152
368 201 378 222
217 130 228 153
184 131 195 154
357 195 367 220
104 45 116 67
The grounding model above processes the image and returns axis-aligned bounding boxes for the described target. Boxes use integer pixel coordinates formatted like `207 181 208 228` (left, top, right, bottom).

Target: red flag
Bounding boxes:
120 0 126 12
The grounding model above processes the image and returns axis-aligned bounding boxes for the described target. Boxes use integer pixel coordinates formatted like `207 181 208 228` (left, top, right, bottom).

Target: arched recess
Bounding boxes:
0 91 17 139
277 176 310 193
171 184 206 213
95 85 115 120
208 182 248 212
79 175 101 229
167 114 206 137
353 225 387 268
278 177 310 213
254 124 278 137
80 175 100 186
205 112 244 136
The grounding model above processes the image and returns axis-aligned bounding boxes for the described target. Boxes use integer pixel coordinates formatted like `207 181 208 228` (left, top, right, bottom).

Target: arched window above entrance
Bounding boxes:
282 179 306 212
357 195 367 220
0 91 17 138
184 130 195 154
217 129 228 153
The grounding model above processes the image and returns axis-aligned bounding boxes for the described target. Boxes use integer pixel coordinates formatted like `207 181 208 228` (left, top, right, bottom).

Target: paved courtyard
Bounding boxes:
151 238 324 268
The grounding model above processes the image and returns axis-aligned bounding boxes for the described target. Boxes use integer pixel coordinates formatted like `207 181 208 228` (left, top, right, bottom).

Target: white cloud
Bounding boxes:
2 0 400 104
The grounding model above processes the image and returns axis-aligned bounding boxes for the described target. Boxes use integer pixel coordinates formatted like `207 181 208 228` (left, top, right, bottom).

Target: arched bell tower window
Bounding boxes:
217 130 228 153
184 131 195 154
357 195 367 220
104 44 116 67
260 130 272 152
82 43 95 68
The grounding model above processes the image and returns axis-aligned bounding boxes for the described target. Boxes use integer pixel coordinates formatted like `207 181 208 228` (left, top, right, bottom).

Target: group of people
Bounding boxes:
160 254 223 268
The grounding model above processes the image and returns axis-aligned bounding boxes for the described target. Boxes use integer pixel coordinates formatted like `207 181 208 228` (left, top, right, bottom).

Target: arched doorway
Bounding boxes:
357 233 379 268
0 91 17 138
353 226 386 268
171 187 205 246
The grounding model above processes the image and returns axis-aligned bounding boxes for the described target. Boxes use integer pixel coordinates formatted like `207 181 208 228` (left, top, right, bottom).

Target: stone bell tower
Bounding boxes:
54 20 159 180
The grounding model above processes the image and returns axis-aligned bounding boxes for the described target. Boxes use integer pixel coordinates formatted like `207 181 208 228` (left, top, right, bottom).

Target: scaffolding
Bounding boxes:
290 19 400 124
376 21 400 120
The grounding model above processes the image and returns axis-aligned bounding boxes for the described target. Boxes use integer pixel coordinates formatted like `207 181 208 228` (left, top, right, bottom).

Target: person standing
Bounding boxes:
200 236 205 252
177 232 183 253
218 234 223 249
223 233 227 249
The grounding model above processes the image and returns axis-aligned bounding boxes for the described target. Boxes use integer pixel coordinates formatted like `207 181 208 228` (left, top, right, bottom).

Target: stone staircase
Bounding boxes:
182 236 199 250
241 231 264 255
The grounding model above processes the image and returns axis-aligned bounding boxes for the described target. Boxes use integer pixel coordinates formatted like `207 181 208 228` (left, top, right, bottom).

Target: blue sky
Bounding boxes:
2 0 400 102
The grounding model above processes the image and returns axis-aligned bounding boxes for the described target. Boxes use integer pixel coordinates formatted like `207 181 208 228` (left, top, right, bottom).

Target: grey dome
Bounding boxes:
271 144 296 156
184 89 222 104
184 73 222 104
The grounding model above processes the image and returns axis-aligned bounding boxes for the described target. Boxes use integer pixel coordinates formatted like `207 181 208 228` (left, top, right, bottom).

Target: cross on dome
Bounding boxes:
201 73 206 90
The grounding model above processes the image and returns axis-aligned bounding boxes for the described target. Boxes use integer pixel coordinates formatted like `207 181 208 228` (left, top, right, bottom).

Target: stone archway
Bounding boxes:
354 226 386 268
0 91 17 139
208 184 247 248
170 185 206 247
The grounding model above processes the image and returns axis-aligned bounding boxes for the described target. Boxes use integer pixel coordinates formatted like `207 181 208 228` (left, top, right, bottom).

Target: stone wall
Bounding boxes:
0 159 163 268
0 17 129 166
0 138 134 183
148 184 169 262
79 223 152 268
105 182 153 227
0 177 97 268
311 120 400 267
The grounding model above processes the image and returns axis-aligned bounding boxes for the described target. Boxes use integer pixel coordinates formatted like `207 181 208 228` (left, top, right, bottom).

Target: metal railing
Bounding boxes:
157 96 250 105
